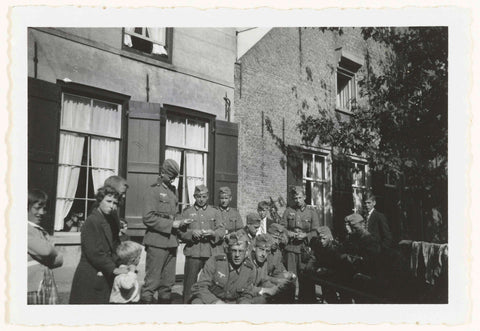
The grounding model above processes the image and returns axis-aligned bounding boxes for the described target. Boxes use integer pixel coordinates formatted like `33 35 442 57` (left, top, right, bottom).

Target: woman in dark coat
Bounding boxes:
69 186 122 304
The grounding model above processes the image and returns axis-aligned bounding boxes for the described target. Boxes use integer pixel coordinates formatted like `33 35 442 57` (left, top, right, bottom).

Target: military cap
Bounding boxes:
162 159 180 178
254 234 273 248
246 212 261 225
194 184 209 195
267 223 285 236
290 185 305 195
226 232 247 247
344 213 364 225
219 186 232 196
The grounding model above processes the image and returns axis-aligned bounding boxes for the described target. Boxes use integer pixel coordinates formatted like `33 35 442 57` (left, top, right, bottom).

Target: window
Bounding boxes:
165 115 209 212
336 52 362 112
123 27 172 62
351 160 368 213
302 152 328 214
385 172 398 188
54 93 122 232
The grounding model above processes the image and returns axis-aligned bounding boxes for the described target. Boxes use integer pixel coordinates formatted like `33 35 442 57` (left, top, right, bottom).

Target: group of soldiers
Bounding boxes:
139 158 400 304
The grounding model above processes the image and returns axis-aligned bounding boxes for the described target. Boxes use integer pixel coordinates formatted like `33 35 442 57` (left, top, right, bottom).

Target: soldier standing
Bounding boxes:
217 186 243 234
178 184 225 304
280 185 320 303
140 159 193 304
190 233 256 304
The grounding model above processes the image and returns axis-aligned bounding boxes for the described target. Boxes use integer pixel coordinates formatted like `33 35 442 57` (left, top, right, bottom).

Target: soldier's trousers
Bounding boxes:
141 246 177 304
183 256 208 304
285 251 316 303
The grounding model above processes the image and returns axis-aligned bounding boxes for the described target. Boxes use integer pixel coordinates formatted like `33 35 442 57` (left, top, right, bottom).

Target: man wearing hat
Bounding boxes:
342 213 381 276
190 233 256 304
216 186 244 234
178 184 225 303
266 223 290 279
280 185 320 303
234 212 262 253
141 159 193 304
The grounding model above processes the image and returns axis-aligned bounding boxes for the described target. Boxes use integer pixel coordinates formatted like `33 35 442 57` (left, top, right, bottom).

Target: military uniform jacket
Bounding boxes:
179 205 225 258
143 180 179 248
217 207 244 233
191 254 256 303
280 205 320 253
249 253 276 295
267 249 287 277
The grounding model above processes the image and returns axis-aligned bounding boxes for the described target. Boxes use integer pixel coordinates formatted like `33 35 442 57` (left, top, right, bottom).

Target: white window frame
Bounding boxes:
56 93 122 233
351 157 369 214
336 66 358 112
302 150 330 220
165 116 209 211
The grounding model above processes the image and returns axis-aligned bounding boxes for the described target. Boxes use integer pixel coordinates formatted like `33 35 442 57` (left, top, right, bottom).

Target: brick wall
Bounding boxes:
234 27 388 218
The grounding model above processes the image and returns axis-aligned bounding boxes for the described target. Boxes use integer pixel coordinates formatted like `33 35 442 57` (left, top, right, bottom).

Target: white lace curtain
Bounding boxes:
186 152 206 205
54 132 85 231
91 138 119 192
166 117 208 206
61 95 121 138
55 94 121 230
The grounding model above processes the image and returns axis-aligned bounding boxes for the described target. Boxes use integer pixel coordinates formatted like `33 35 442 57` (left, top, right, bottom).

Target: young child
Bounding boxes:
109 241 143 304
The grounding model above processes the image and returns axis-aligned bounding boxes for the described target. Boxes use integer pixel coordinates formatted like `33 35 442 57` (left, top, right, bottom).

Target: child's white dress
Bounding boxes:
109 266 140 303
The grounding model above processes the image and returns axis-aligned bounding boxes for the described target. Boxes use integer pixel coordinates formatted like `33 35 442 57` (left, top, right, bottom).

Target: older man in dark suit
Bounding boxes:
365 194 392 249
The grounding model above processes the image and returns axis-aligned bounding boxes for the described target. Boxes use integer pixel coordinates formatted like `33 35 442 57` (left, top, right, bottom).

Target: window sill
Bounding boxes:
53 232 81 245
335 107 354 116
120 47 174 69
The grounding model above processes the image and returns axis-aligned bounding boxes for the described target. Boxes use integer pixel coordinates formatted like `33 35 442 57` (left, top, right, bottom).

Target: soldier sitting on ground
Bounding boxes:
342 213 410 302
190 233 256 304
305 226 352 303
249 233 296 304
233 212 261 253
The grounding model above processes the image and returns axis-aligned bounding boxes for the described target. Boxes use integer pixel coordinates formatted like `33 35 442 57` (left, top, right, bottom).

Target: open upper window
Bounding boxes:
336 49 363 113
123 27 173 63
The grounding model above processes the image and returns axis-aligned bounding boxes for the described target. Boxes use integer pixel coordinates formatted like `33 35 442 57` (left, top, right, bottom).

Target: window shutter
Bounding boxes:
331 153 353 238
213 120 238 207
124 100 162 236
28 78 61 233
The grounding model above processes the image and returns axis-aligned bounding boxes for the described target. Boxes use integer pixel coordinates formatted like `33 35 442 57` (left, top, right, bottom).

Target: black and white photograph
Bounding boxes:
6 5 471 326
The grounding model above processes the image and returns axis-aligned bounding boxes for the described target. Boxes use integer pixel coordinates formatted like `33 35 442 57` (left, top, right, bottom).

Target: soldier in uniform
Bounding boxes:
266 223 290 280
140 159 193 304
280 185 320 303
249 233 296 303
190 233 256 304
217 186 243 234
178 184 226 304
234 212 261 253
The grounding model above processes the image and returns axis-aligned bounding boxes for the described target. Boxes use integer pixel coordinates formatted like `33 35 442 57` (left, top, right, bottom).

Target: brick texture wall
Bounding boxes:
234 27 388 218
